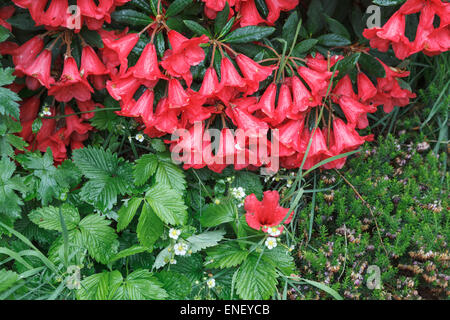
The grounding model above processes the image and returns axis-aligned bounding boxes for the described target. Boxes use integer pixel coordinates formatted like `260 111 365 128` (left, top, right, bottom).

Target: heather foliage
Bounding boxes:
0 0 448 300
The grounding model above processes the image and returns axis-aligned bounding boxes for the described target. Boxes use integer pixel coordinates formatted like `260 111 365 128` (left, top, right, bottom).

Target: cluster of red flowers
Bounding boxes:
11 0 131 31
201 0 299 27
0 0 425 171
363 0 450 59
15 95 94 162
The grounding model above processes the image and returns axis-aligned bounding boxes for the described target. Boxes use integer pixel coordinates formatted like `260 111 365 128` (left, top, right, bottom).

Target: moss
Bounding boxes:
296 134 449 300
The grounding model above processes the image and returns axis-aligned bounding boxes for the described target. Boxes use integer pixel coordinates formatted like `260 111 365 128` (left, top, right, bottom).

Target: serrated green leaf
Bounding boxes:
0 269 19 293
235 253 278 300
77 270 123 300
123 269 168 300
137 202 164 247
205 243 249 269
155 154 186 193
29 204 80 232
79 214 119 264
117 197 143 231
73 147 133 211
145 183 187 225
133 154 158 186
186 230 225 253
155 271 190 299
199 200 236 227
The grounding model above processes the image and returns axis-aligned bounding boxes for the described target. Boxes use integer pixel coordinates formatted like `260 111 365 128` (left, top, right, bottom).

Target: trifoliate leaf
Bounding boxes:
73 147 133 211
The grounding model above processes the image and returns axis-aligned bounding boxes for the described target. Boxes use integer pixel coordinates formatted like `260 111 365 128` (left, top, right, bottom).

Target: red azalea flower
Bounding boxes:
81 45 109 77
333 75 358 101
244 190 292 233
236 54 275 95
12 36 44 76
24 49 55 89
357 73 377 102
198 67 222 97
100 31 139 74
48 56 94 102
64 105 93 136
338 96 376 129
220 57 246 89
106 72 141 103
118 89 154 126
291 76 318 113
41 0 70 28
131 43 164 81
168 78 190 109
324 118 374 169
240 0 267 27
161 30 209 87
256 82 276 118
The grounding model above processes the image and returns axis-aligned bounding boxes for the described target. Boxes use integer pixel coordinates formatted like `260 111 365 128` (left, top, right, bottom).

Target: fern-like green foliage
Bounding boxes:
73 146 133 211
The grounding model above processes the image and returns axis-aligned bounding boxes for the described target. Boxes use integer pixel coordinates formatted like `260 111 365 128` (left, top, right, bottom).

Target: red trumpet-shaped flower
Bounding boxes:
168 78 190 109
12 36 44 76
244 190 292 234
131 43 164 81
161 30 209 87
48 56 94 102
236 54 275 96
80 45 109 77
24 49 55 89
100 31 139 74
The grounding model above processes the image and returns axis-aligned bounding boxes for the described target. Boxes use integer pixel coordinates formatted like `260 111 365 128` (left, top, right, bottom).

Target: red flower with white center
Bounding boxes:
244 191 292 234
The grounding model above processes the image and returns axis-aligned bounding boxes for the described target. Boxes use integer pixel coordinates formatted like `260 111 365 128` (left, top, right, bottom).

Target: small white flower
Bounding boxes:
289 245 295 252
135 133 145 142
170 259 177 265
267 227 281 237
169 228 181 240
265 237 277 250
214 199 221 205
174 243 188 256
41 107 52 116
206 278 216 289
